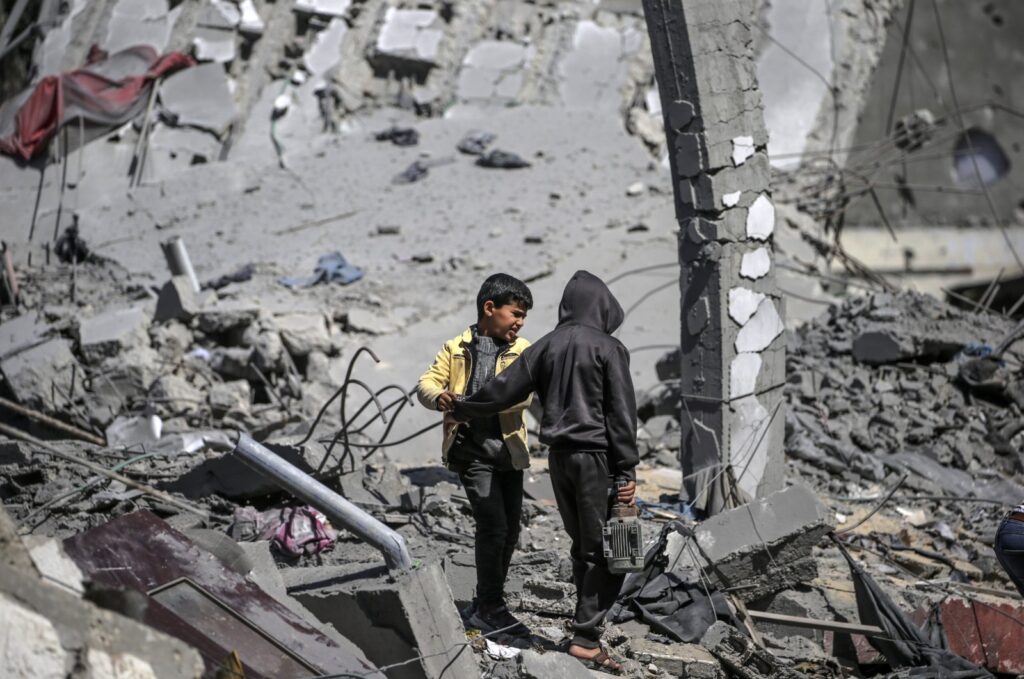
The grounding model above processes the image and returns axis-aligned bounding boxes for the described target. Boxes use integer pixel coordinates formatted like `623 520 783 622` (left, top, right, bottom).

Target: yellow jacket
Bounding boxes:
416 328 531 470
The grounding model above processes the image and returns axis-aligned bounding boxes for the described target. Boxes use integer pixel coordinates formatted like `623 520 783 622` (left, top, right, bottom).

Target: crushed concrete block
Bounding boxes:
24 538 85 595
372 8 444 74
276 311 331 357
345 308 397 335
195 304 259 335
103 0 178 55
78 306 149 363
689 484 834 602
160 63 237 136
0 312 50 360
154 276 200 323
0 338 80 410
701 621 794 679
291 562 478 679
851 329 913 365
629 638 722 679
148 374 203 415
518 648 594 679
209 379 251 415
304 18 348 76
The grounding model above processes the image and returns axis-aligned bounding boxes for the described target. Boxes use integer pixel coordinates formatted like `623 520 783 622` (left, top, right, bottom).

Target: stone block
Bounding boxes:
518 649 594 679
154 275 200 323
148 374 203 415
674 484 833 602
0 312 50 360
78 306 150 363
209 379 251 416
0 338 80 410
292 562 478 679
276 311 331 358
196 304 259 336
371 7 444 76
629 638 722 678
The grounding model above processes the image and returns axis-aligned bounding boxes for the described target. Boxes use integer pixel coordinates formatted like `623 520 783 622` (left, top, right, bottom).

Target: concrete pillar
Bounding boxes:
641 0 785 515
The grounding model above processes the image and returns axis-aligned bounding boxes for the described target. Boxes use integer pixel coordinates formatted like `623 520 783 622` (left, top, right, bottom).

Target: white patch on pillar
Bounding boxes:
729 352 761 399
735 298 784 353
728 287 765 325
746 194 775 241
740 248 771 280
722 191 741 208
729 395 771 500
732 135 755 166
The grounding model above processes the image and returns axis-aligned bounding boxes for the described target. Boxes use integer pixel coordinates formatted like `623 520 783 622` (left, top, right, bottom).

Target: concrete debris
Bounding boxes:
154 275 200 323
371 8 444 75
517 648 594 679
687 484 835 602
159 63 237 136
701 621 804 679
78 306 149 363
0 338 80 410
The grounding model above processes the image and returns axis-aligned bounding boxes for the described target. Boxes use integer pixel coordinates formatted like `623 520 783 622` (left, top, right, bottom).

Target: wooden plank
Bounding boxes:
747 610 885 637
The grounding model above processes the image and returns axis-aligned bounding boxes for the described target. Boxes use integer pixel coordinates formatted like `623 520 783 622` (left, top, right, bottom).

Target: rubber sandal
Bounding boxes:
571 648 625 675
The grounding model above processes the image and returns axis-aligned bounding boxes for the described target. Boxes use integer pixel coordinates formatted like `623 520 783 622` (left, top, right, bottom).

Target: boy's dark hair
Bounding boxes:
476 273 533 318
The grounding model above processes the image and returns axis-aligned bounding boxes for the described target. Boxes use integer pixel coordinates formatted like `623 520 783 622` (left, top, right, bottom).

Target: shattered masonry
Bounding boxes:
642 0 784 514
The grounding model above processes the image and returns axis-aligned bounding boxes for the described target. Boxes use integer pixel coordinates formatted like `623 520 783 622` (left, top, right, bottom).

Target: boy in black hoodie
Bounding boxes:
444 270 638 673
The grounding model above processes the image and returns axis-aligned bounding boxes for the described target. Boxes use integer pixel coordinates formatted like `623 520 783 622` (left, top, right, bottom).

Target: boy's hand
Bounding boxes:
615 480 636 506
436 391 457 412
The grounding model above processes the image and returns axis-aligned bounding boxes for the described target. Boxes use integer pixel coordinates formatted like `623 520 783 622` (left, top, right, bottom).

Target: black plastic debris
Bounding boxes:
374 126 419 147
204 263 255 290
456 130 496 156
476 149 531 169
393 160 429 184
55 224 91 264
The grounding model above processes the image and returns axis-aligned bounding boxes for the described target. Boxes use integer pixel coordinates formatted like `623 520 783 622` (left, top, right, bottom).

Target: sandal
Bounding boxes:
570 647 625 675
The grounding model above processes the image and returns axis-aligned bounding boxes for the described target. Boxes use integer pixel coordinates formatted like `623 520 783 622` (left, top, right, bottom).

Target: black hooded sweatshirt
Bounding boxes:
452 270 639 481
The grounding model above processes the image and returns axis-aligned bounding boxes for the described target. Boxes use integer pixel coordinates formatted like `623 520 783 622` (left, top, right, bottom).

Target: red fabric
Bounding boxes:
0 47 195 161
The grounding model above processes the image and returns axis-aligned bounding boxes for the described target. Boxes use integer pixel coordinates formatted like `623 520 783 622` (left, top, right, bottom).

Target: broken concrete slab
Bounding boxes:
275 311 331 358
701 621 791 679
209 379 251 416
371 7 444 76
160 63 237 136
677 484 834 602
24 537 86 596
291 561 479 679
78 306 150 363
0 338 80 410
518 648 594 679
103 0 179 55
305 18 349 76
628 637 722 679
154 275 201 323
0 312 50 360
148 374 203 415
195 303 259 335
457 41 532 103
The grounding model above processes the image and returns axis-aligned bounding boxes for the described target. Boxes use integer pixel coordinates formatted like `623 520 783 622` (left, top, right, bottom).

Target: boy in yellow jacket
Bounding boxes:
417 273 533 637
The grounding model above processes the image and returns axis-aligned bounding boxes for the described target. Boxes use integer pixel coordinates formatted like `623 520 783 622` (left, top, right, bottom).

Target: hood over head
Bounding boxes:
557 270 624 334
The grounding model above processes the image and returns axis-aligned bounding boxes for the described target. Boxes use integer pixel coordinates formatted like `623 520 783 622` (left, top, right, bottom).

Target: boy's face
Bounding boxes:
479 301 528 342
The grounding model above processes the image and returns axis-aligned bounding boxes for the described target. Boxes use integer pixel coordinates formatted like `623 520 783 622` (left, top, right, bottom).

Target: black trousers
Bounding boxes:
549 450 624 649
457 459 524 606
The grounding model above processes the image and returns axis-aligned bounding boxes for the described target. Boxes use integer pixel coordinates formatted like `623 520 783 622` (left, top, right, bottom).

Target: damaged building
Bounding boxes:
1 0 1024 677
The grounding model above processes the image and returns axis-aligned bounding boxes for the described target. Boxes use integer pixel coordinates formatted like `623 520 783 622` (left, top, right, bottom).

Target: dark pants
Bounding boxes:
549 450 625 649
457 459 524 606
995 516 1024 597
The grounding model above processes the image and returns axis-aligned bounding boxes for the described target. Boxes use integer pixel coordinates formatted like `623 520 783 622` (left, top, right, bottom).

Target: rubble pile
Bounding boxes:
785 291 1024 497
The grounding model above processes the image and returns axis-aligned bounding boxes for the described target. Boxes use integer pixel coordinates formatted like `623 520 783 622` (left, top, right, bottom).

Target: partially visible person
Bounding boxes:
416 273 534 636
995 503 1024 597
